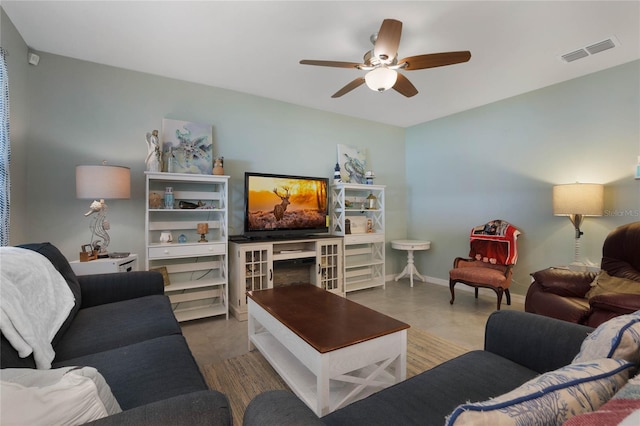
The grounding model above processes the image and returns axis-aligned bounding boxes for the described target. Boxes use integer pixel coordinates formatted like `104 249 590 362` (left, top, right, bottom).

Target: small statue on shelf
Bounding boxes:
145 130 162 172
333 163 341 184
213 156 224 175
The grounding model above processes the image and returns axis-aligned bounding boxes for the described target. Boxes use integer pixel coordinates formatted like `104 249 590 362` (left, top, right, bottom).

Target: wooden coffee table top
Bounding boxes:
247 284 409 353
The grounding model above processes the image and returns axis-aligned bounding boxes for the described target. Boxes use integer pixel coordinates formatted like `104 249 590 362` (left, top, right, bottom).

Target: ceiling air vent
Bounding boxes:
560 36 618 63
561 49 589 63
585 38 616 55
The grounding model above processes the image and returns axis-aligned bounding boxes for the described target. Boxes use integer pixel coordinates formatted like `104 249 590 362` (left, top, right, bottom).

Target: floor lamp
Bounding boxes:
553 183 604 268
76 162 131 257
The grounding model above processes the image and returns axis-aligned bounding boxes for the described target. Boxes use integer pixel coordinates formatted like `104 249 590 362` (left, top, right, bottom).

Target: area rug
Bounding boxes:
202 327 469 425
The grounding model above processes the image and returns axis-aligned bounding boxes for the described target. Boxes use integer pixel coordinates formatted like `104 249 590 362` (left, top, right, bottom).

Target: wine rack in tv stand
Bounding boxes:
229 236 343 321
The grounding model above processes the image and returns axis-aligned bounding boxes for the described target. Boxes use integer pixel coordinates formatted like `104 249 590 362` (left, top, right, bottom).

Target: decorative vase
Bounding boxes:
164 187 174 209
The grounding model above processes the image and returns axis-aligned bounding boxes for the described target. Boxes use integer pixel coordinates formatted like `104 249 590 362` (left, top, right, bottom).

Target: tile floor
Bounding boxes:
180 280 525 367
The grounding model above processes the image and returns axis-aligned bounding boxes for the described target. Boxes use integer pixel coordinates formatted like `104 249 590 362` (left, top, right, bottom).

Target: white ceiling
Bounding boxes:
3 1 639 128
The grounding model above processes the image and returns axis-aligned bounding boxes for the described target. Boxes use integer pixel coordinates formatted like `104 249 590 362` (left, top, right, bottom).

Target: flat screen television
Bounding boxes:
244 172 329 238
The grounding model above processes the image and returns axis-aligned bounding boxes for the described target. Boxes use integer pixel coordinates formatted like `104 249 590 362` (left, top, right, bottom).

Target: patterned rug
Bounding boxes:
202 327 469 425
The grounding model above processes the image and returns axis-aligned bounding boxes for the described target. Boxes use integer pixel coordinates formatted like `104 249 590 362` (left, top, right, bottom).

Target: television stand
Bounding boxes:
229 235 343 321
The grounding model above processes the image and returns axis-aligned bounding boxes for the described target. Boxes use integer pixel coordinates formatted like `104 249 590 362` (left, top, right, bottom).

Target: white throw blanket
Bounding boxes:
0 247 75 369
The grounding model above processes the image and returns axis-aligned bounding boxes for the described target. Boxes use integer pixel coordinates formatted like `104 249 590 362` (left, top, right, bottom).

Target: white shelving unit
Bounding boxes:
330 183 385 293
145 172 229 322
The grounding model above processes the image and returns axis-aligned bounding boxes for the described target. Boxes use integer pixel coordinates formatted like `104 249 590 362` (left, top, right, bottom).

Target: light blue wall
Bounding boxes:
405 60 640 295
7 46 407 270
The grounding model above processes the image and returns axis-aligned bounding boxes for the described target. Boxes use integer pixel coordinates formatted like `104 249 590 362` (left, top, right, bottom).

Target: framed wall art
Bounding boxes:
337 144 366 184
162 118 213 174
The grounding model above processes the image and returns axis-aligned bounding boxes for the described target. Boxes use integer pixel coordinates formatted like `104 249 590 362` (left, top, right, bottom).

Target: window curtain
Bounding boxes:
0 47 10 246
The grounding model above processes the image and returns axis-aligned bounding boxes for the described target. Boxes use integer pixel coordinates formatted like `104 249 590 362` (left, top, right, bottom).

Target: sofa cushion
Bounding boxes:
573 311 640 364
18 243 83 346
53 335 208 410
1 366 121 425
53 294 181 361
587 271 640 299
445 358 634 426
531 268 596 298
1 334 36 368
85 391 232 426
322 350 539 426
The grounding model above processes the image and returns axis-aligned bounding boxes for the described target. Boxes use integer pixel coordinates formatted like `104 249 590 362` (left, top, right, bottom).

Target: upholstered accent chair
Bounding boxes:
449 220 521 310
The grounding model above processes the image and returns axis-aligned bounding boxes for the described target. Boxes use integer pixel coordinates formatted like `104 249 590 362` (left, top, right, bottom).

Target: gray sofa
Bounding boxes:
0 242 231 425
244 310 594 425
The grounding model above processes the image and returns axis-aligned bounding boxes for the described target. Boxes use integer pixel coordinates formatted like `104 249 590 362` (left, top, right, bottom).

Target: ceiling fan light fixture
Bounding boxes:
365 67 397 92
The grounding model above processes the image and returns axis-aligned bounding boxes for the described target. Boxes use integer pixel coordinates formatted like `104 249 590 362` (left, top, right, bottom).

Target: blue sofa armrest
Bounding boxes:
484 310 593 374
87 390 232 426
78 271 164 308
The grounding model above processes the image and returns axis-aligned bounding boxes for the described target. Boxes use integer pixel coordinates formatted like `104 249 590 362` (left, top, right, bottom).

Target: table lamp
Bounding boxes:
553 183 603 266
76 162 131 257
197 223 209 243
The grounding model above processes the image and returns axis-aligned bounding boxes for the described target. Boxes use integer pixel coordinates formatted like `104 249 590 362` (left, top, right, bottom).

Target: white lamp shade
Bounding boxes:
76 165 131 199
365 67 398 92
553 183 604 216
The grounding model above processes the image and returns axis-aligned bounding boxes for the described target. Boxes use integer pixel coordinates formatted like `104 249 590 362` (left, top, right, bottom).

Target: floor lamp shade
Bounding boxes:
553 183 604 266
552 183 604 216
76 165 131 199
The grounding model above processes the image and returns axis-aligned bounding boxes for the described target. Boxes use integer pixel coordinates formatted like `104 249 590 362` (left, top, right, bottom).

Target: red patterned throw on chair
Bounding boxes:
469 220 521 265
449 220 522 310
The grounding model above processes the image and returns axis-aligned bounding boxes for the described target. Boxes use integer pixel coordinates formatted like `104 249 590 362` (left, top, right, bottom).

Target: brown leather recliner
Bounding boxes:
525 221 640 328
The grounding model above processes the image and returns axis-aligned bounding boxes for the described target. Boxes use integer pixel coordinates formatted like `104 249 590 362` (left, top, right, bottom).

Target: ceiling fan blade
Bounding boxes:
332 77 365 98
399 51 471 71
393 73 418 98
373 19 402 62
300 60 363 69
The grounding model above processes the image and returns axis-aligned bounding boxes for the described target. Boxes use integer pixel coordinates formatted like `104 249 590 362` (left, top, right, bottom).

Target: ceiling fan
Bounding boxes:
300 19 471 98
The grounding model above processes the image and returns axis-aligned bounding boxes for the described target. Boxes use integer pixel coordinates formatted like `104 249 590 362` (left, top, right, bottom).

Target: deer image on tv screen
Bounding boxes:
247 176 327 233
273 187 290 221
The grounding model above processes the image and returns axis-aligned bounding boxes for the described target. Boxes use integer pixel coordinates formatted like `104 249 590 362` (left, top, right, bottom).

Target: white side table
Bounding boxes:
69 254 138 276
392 240 431 287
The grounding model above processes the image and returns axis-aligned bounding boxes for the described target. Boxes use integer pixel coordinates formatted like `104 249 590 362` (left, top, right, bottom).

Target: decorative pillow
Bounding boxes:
586 270 640 299
445 358 633 426
573 311 640 364
0 366 121 425
563 374 640 426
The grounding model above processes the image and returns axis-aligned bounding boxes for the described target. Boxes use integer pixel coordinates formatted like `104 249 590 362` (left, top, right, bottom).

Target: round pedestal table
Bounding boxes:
392 240 432 288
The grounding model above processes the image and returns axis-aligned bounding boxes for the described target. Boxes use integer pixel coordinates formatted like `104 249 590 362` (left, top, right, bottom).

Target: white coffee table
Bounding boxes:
247 285 409 417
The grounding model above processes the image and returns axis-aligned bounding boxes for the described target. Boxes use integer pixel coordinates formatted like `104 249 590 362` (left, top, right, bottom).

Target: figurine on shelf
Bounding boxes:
213 156 224 175
365 170 376 185
333 163 341 184
145 130 162 172
179 200 204 209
